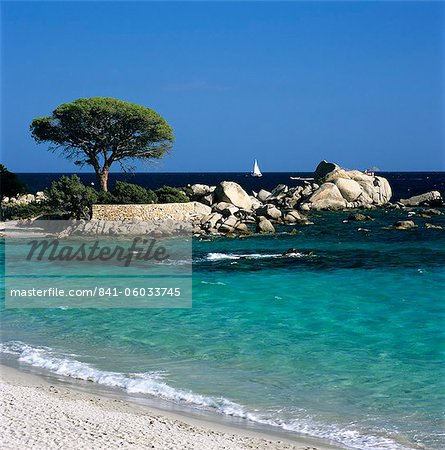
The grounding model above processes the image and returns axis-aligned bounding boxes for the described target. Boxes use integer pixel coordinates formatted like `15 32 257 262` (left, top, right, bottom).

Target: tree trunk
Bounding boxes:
98 168 109 191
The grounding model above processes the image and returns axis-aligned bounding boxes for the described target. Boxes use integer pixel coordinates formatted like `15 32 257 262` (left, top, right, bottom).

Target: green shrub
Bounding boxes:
1 203 48 220
95 190 118 204
112 181 157 204
44 175 98 219
155 186 189 203
0 164 27 202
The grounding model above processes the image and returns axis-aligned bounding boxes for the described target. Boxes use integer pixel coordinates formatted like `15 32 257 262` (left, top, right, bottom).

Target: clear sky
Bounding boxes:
1 1 444 173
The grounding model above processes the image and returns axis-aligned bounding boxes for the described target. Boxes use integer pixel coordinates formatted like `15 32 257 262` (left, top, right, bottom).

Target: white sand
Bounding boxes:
0 365 342 450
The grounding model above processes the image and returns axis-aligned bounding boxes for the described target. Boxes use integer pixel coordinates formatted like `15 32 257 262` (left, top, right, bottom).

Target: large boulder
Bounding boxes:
335 178 362 202
305 183 347 210
214 181 252 210
256 216 275 233
309 161 392 208
400 191 443 207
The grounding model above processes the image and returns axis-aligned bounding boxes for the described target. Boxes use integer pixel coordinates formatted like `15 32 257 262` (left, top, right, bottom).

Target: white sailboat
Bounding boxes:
252 159 262 177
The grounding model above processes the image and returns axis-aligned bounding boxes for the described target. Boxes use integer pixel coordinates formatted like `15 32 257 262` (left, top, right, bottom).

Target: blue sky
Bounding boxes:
1 1 444 173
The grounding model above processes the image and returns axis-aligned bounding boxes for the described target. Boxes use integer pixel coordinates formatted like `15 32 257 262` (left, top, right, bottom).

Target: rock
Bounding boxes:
213 202 239 217
218 215 239 233
269 184 289 199
190 184 214 198
400 191 443 207
193 202 212 216
301 185 313 197
235 222 249 232
314 161 340 183
214 181 252 210
257 189 271 202
425 223 443 230
347 213 373 221
256 217 275 233
306 183 347 210
35 191 46 203
297 218 314 226
335 178 362 202
282 210 302 223
201 212 223 229
424 208 443 216
249 196 263 210
200 193 214 206
310 161 392 207
256 204 282 220
392 220 417 230
415 211 433 218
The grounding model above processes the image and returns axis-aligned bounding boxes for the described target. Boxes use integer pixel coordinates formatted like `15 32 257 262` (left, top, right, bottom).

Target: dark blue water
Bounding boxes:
16 172 445 202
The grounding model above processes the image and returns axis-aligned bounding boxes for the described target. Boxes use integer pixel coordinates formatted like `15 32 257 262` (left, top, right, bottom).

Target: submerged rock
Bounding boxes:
347 213 373 221
425 223 443 230
400 191 443 207
392 220 417 230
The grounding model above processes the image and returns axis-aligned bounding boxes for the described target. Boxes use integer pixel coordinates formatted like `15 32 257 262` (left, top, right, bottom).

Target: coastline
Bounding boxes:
0 364 345 450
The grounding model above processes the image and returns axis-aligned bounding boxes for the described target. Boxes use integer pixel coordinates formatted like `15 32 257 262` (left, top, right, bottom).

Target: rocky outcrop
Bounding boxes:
302 161 392 210
400 191 443 207
187 161 416 236
214 181 252 210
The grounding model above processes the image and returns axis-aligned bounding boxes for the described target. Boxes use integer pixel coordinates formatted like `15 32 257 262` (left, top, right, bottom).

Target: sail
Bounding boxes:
252 159 262 177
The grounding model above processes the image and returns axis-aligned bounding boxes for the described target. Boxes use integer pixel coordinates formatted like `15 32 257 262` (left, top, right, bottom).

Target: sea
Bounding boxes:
1 172 444 450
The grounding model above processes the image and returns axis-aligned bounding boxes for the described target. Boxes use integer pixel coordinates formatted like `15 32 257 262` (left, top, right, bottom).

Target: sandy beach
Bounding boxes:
0 365 342 450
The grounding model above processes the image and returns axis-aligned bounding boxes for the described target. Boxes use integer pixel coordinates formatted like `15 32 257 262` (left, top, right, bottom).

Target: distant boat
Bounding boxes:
252 159 262 177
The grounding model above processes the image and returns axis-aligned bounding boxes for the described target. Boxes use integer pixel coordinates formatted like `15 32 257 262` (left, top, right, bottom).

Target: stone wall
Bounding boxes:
92 202 210 221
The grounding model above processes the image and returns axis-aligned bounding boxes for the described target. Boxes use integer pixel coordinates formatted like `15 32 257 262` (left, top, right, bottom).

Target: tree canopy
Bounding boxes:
30 97 174 191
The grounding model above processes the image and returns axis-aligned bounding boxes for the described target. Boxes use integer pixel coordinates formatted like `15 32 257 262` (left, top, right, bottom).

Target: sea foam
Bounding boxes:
0 340 414 450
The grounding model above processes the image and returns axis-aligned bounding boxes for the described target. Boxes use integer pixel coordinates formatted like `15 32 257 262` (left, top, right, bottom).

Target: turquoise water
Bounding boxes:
1 209 444 449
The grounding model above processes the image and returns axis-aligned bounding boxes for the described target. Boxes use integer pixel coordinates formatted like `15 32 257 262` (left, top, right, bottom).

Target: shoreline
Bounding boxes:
0 363 345 450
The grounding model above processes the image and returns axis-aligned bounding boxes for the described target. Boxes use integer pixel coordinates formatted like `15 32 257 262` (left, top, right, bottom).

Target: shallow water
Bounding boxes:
1 208 445 450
